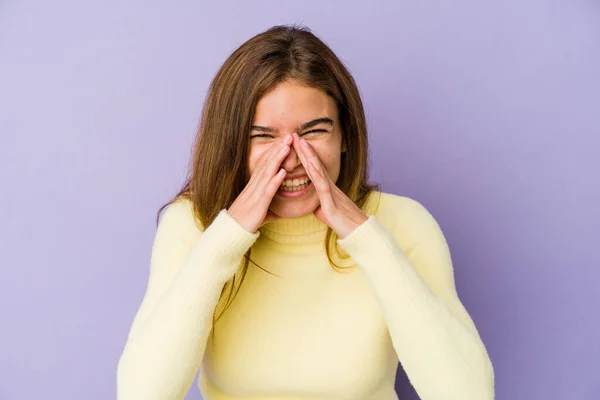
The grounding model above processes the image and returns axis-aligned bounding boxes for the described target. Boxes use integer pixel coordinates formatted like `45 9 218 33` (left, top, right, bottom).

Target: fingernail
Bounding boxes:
300 137 308 147
284 134 292 144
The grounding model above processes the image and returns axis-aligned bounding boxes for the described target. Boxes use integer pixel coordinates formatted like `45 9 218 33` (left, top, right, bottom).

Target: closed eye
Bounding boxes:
302 129 327 136
250 129 328 139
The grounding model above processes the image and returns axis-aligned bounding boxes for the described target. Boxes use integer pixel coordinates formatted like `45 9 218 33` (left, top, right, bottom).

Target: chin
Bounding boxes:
269 194 320 218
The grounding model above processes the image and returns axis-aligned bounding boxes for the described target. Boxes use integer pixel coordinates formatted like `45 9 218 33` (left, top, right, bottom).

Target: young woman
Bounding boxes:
117 25 494 400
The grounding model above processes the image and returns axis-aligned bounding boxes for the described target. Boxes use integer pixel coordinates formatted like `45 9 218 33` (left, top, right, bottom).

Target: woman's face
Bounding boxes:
247 79 345 219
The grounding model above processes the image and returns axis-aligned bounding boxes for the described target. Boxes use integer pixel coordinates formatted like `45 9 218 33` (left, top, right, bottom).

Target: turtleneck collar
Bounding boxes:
258 211 329 245
257 191 382 246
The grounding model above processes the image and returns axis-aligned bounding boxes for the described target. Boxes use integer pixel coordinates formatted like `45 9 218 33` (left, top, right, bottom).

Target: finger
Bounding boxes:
307 161 335 210
249 134 291 187
303 139 327 176
291 132 315 178
293 133 328 180
264 167 287 198
257 137 291 191
249 136 287 184
291 133 308 169
258 134 292 185
291 134 320 188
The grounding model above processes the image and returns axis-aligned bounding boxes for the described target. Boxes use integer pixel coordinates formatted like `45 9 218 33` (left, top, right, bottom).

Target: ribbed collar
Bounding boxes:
258 191 382 246
258 211 329 245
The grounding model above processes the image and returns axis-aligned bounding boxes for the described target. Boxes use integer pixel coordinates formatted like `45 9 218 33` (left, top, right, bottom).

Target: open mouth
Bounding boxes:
276 179 313 197
278 178 312 192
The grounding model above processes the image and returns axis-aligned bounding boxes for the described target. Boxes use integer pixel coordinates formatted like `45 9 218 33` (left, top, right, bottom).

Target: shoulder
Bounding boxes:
369 190 445 250
370 190 435 226
156 197 205 246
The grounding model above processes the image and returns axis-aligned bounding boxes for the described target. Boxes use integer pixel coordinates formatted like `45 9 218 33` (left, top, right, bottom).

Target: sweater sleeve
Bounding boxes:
336 197 495 400
116 199 260 400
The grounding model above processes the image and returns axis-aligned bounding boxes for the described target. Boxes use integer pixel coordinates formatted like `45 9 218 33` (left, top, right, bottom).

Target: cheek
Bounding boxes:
311 136 342 164
314 151 337 175
247 147 262 174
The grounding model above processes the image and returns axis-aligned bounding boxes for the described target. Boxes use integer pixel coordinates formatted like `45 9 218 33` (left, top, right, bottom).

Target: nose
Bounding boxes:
280 139 302 172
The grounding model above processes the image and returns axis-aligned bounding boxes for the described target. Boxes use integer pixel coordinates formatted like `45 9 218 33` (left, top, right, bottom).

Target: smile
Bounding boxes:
276 179 313 198
280 177 311 190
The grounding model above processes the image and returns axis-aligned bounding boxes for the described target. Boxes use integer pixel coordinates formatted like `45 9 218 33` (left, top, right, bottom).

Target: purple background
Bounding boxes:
1 1 598 399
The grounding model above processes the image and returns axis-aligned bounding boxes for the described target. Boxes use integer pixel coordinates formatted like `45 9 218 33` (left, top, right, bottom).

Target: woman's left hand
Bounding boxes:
291 132 369 239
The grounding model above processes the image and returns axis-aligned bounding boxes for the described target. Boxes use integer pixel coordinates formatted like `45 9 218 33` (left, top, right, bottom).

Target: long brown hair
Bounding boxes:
156 24 381 328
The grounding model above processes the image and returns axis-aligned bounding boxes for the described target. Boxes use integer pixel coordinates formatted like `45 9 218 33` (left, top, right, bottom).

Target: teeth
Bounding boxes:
279 177 311 191
281 177 310 187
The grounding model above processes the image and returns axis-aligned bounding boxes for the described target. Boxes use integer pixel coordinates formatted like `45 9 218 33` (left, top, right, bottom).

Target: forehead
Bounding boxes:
253 80 338 127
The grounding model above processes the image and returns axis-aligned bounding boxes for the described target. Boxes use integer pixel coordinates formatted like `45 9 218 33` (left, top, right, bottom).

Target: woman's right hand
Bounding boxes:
227 133 293 233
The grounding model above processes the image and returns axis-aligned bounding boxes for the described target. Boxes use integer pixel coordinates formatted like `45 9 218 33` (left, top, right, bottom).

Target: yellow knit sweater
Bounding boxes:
116 191 494 399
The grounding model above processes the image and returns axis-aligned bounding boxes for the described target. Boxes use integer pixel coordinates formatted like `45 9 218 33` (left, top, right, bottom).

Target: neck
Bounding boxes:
258 211 328 245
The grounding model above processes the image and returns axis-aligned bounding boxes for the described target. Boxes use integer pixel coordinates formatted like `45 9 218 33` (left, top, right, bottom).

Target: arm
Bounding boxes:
116 199 259 400
337 197 494 399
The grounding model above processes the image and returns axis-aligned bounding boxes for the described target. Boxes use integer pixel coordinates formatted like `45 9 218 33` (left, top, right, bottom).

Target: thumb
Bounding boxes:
313 205 326 223
262 209 282 225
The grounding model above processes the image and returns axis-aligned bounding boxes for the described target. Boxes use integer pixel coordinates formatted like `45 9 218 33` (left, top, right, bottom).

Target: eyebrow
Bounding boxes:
250 117 334 133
